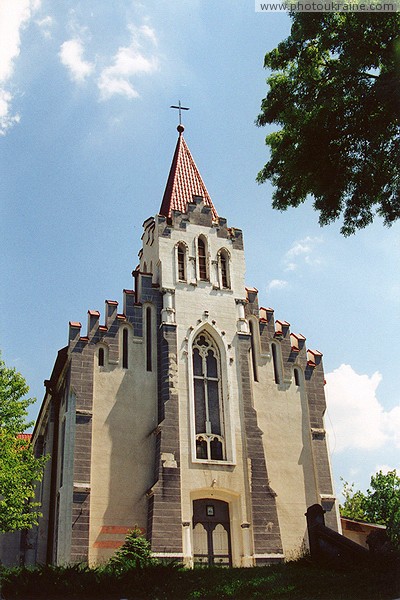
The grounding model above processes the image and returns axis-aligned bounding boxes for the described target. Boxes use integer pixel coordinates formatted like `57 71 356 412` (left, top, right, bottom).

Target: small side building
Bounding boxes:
341 517 387 550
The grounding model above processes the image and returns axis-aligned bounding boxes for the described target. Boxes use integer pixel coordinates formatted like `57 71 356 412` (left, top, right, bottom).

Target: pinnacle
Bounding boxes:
159 131 218 219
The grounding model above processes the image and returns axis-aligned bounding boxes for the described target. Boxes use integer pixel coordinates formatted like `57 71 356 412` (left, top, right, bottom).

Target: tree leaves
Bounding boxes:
364 470 400 548
0 354 47 533
257 13 400 235
340 470 400 549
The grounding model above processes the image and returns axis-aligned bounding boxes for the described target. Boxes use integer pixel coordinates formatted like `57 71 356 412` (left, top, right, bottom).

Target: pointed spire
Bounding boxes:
159 126 218 220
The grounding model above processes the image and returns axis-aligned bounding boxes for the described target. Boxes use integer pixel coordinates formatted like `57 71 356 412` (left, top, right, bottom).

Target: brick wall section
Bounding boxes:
132 305 143 337
69 343 94 563
148 322 183 554
146 494 155 544
237 333 283 555
123 289 136 319
46 394 60 563
304 359 337 530
71 491 91 563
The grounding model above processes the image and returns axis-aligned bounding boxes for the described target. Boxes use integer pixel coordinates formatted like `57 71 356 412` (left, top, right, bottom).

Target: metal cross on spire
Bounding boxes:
170 100 190 126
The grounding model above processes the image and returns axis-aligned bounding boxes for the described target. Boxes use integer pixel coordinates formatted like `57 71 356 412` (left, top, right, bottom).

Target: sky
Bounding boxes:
1 1 399 502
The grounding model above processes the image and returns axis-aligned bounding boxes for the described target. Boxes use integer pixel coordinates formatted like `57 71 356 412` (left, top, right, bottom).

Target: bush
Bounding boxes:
1 556 399 599
0 563 100 599
106 527 156 573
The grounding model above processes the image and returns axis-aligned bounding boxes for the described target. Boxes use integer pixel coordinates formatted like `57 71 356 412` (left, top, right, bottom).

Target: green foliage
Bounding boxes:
0 564 101 600
106 527 156 572
0 355 33 435
364 470 400 549
1 559 399 600
339 478 368 521
0 354 47 533
340 470 400 550
257 14 400 236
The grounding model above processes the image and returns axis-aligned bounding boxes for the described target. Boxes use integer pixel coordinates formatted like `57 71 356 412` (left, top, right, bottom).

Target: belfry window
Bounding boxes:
177 243 186 281
218 249 230 289
198 237 208 281
221 253 228 288
193 332 225 461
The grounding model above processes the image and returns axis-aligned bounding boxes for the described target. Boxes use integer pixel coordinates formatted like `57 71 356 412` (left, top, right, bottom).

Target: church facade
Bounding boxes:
29 125 339 567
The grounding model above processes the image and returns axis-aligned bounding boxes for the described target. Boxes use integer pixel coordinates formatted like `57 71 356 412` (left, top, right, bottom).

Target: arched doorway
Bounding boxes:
192 499 232 566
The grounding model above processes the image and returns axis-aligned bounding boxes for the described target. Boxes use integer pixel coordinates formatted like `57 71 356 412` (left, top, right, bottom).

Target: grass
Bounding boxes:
1 557 399 600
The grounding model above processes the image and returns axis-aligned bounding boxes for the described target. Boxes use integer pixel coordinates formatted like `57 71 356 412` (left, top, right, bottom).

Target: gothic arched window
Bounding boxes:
220 252 228 288
177 243 186 282
193 332 225 461
198 236 208 281
218 249 230 289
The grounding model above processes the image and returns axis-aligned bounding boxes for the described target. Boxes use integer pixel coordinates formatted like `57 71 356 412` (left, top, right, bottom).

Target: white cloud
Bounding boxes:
0 0 39 134
98 24 158 100
36 15 53 39
384 404 400 449
0 89 21 132
325 364 400 453
267 279 288 292
139 24 158 46
59 38 95 83
283 236 323 271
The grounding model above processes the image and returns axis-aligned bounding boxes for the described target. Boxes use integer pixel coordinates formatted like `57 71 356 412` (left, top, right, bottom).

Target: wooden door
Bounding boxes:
192 499 232 566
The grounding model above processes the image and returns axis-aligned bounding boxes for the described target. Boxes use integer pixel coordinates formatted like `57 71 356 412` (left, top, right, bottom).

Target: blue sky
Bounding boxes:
1 1 399 501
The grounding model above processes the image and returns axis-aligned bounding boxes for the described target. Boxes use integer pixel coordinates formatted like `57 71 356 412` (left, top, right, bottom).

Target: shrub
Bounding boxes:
106 527 156 573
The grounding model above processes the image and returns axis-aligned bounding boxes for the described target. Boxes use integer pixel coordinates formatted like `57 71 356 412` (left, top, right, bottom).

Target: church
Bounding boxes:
28 123 339 568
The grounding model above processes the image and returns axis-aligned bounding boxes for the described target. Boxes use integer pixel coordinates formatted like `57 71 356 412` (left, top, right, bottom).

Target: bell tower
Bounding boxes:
140 125 284 566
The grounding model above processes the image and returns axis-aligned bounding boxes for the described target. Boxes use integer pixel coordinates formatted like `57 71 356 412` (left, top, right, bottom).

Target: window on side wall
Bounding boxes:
122 329 128 369
249 320 258 382
294 367 302 387
271 342 282 385
146 306 152 372
98 347 104 367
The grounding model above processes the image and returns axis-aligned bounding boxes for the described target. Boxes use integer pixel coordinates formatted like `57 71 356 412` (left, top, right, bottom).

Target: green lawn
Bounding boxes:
1 558 399 600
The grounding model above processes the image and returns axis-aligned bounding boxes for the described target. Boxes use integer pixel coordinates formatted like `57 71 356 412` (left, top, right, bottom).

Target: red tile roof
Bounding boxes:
17 433 32 441
159 129 218 220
